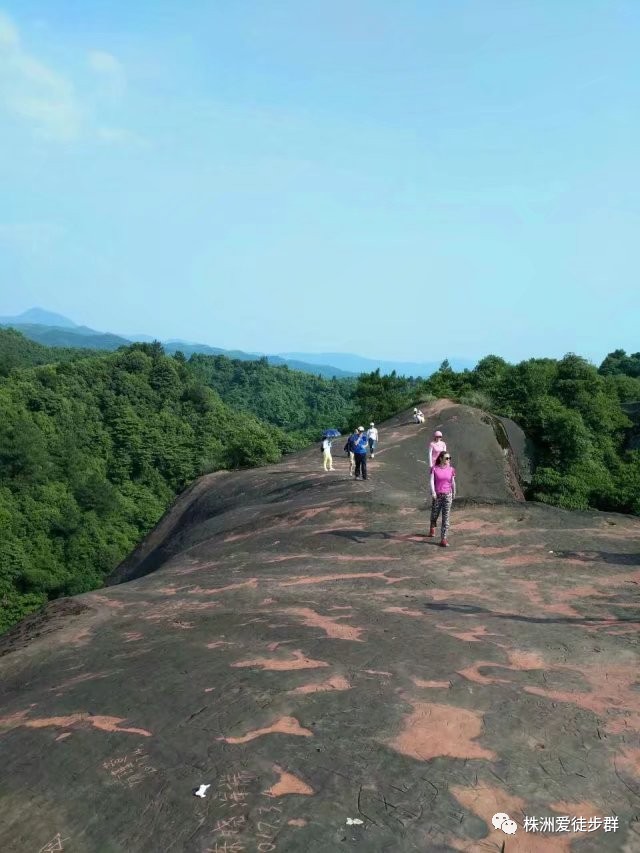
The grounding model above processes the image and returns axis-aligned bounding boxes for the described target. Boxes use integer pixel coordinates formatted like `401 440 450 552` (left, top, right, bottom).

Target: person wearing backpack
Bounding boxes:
344 429 358 476
353 426 369 480
321 436 334 471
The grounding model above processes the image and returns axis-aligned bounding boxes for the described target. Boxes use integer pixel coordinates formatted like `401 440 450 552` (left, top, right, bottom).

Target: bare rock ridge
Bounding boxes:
108 400 527 587
0 400 638 852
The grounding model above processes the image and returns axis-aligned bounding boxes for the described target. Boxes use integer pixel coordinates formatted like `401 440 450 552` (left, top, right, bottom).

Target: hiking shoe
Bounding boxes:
428 526 436 537
371 453 375 458
440 538 449 547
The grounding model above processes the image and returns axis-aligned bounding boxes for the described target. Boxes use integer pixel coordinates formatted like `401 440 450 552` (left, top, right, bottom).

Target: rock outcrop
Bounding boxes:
1 401 638 852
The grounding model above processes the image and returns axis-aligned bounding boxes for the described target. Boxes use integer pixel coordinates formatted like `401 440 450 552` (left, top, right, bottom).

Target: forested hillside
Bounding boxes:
0 343 299 632
188 353 357 439
437 354 640 513
0 327 100 375
1 328 639 636
353 352 640 514
1 313 355 378
0 335 361 633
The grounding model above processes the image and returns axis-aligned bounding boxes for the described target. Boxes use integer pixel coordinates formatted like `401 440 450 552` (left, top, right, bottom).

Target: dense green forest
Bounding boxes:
0 327 100 375
0 332 358 632
1 327 639 635
353 353 640 514
189 353 357 440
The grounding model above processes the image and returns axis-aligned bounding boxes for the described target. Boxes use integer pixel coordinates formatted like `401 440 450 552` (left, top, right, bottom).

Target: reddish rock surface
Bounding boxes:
0 401 638 851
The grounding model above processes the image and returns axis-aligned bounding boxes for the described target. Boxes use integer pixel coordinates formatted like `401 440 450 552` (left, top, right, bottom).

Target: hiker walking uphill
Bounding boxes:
367 422 379 458
344 428 359 476
413 408 425 424
353 426 369 480
321 436 334 471
428 430 447 467
429 450 456 546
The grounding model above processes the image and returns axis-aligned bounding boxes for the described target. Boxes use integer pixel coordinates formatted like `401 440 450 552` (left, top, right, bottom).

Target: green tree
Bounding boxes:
353 369 417 425
599 349 640 378
0 342 361 635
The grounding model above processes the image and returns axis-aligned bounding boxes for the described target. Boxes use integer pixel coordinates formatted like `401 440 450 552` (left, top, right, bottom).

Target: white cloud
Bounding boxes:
0 11 82 140
0 12 138 146
88 49 126 98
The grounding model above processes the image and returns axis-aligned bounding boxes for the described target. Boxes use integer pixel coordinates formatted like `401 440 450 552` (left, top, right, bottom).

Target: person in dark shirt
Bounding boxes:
344 429 359 476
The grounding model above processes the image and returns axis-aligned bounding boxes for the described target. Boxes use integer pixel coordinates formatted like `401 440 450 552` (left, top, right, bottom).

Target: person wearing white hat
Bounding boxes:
413 407 425 424
353 426 369 479
428 430 447 468
366 422 379 458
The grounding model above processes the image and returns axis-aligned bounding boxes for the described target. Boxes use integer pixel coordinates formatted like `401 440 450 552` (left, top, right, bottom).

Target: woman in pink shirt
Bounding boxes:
429 450 456 547
428 431 447 467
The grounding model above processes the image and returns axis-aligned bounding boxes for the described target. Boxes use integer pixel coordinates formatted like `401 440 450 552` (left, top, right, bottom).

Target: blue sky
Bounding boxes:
0 1 638 364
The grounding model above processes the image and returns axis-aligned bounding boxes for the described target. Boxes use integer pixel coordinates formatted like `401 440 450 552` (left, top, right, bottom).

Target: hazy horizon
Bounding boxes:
1 2 638 364
0 301 630 369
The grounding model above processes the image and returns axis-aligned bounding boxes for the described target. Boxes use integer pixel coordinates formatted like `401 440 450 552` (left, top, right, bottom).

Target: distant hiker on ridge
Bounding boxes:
344 428 359 476
353 426 369 480
321 436 334 471
367 422 379 458
429 450 456 547
428 430 447 467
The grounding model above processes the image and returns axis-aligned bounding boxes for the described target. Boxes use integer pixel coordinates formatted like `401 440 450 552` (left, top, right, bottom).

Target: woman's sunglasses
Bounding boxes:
444 455 451 460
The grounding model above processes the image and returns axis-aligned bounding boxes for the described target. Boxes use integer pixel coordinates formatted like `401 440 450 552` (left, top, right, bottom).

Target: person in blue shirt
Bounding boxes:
353 426 369 480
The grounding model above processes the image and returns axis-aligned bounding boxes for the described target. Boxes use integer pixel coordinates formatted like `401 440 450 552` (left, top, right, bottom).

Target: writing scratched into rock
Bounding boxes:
38 834 69 853
205 771 289 851
254 797 284 851
102 747 157 788
206 842 246 853
206 772 254 851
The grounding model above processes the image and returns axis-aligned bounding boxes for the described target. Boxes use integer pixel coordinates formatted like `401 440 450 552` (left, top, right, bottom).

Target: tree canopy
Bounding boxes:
0 341 293 633
413 351 640 514
1 331 639 635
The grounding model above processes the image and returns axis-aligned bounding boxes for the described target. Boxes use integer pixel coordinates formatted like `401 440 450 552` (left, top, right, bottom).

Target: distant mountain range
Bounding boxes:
0 322 133 351
276 351 475 377
0 308 475 378
0 307 79 329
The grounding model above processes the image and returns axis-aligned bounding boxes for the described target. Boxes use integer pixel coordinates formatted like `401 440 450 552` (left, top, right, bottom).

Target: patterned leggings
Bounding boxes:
430 493 453 539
